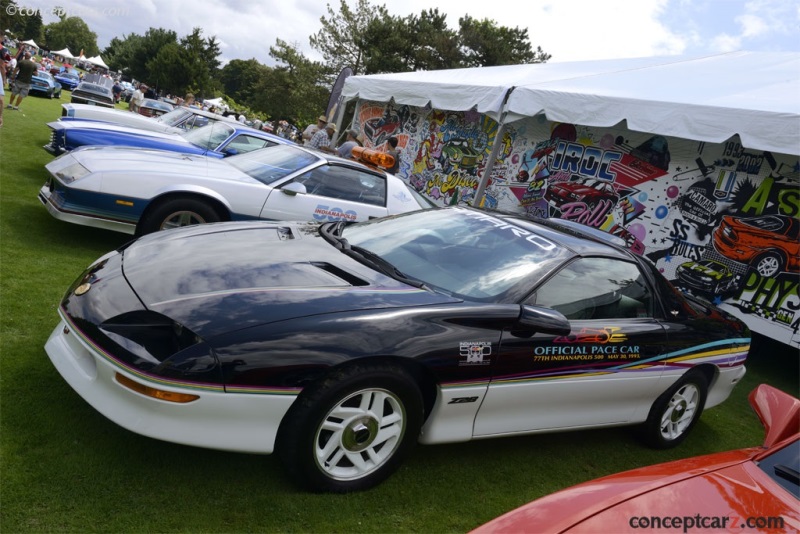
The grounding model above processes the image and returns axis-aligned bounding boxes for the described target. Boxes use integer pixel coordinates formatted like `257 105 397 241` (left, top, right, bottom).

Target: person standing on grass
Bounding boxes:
6 51 37 111
129 83 146 113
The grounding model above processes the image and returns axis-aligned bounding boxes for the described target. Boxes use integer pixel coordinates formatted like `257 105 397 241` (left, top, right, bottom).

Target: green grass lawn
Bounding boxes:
0 93 798 533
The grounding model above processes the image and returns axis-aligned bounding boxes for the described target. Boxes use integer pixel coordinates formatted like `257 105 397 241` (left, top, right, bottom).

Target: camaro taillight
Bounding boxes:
115 373 199 403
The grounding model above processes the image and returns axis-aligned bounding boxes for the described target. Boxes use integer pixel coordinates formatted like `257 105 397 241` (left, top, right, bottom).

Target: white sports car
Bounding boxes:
38 144 432 235
58 103 240 134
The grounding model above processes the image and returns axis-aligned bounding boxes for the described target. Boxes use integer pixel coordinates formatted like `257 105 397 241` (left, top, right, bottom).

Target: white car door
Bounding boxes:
259 164 390 222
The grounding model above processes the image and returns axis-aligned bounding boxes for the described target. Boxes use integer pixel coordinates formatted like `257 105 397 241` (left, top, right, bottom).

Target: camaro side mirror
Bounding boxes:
281 182 307 196
518 305 571 336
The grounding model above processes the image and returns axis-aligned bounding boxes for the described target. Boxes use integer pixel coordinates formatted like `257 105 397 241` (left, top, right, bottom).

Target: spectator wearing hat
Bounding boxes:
308 122 336 151
336 128 361 159
303 115 327 146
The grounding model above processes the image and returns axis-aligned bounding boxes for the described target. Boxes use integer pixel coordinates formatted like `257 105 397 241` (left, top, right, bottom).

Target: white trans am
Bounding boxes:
58 103 240 134
38 144 432 235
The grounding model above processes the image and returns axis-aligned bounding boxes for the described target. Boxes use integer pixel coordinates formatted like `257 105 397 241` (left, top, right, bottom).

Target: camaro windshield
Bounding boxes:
341 208 569 301
226 145 320 185
182 122 235 150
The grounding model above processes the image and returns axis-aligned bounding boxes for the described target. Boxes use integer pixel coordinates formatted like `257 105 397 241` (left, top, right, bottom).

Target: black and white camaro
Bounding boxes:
45 207 750 492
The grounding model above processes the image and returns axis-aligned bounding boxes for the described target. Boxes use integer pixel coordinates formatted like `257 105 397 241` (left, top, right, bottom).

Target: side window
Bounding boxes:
288 166 386 206
531 257 653 320
225 135 270 154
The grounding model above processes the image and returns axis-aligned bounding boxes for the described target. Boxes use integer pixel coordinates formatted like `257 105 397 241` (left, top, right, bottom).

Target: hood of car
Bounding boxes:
59 146 232 177
473 447 800 533
120 221 458 339
50 120 179 140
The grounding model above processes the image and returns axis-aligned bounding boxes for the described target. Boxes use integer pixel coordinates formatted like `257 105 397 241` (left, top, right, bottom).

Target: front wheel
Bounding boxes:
639 370 708 449
140 197 222 235
278 364 424 493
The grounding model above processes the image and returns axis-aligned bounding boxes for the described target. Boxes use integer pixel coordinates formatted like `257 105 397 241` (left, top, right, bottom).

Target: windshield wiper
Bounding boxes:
346 245 427 289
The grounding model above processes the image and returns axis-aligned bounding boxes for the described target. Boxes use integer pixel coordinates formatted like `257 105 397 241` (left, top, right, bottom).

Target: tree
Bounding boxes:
410 9 462 70
458 16 550 67
103 33 144 74
250 39 331 124
220 58 271 106
146 42 191 95
309 0 388 76
44 15 99 56
179 28 218 97
21 7 43 44
359 14 415 74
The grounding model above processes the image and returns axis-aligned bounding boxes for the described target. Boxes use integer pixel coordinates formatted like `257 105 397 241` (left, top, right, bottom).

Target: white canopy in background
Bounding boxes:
21 38 39 48
342 51 800 155
86 55 109 69
52 47 74 59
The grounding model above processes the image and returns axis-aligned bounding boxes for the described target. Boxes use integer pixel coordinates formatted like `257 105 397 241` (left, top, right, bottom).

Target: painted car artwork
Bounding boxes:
38 143 431 235
45 207 750 493
352 98 800 347
43 120 287 158
713 214 799 277
58 103 241 134
675 259 738 296
472 383 800 534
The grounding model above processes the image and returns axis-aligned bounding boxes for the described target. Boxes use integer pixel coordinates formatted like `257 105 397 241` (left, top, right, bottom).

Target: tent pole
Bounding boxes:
472 87 516 209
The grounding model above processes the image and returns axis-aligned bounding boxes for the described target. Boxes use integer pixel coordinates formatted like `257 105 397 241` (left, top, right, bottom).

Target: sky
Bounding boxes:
10 0 800 66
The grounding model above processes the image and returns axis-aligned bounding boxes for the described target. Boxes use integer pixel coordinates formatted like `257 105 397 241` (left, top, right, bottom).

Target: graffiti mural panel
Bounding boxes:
352 100 800 347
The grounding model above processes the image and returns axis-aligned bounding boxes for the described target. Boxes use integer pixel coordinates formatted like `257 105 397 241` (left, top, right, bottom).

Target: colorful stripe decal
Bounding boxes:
60 310 301 396
442 338 750 388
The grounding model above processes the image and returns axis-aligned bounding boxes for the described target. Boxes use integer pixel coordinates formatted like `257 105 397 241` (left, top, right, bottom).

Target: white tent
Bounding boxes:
21 38 39 48
203 97 229 111
86 55 109 69
342 51 800 155
52 47 75 59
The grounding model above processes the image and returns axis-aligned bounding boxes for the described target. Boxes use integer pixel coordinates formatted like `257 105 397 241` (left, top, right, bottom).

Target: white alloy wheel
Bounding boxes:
314 388 406 481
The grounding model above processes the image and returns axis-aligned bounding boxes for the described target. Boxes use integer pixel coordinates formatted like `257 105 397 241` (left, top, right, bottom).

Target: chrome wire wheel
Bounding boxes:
659 383 700 441
314 388 406 481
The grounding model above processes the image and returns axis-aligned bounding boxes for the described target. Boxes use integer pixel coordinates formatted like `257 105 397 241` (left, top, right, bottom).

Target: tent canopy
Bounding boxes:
342 51 800 155
52 47 74 59
86 55 109 69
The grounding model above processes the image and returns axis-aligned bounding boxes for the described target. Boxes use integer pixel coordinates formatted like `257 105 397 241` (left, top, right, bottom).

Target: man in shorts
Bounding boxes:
7 51 37 111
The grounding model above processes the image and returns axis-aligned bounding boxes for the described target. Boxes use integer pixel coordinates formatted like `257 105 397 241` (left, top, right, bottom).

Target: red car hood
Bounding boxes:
474 448 800 533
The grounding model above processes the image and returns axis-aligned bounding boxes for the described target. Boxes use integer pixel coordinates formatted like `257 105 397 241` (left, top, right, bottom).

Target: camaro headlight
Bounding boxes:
54 160 92 184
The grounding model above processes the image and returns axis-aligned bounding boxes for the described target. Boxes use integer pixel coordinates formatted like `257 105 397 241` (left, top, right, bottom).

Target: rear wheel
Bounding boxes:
140 197 221 234
639 370 708 449
278 363 423 493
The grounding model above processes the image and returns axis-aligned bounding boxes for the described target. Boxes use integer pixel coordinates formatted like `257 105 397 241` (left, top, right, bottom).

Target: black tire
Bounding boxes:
752 251 783 278
140 197 221 235
639 370 708 449
277 363 424 493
